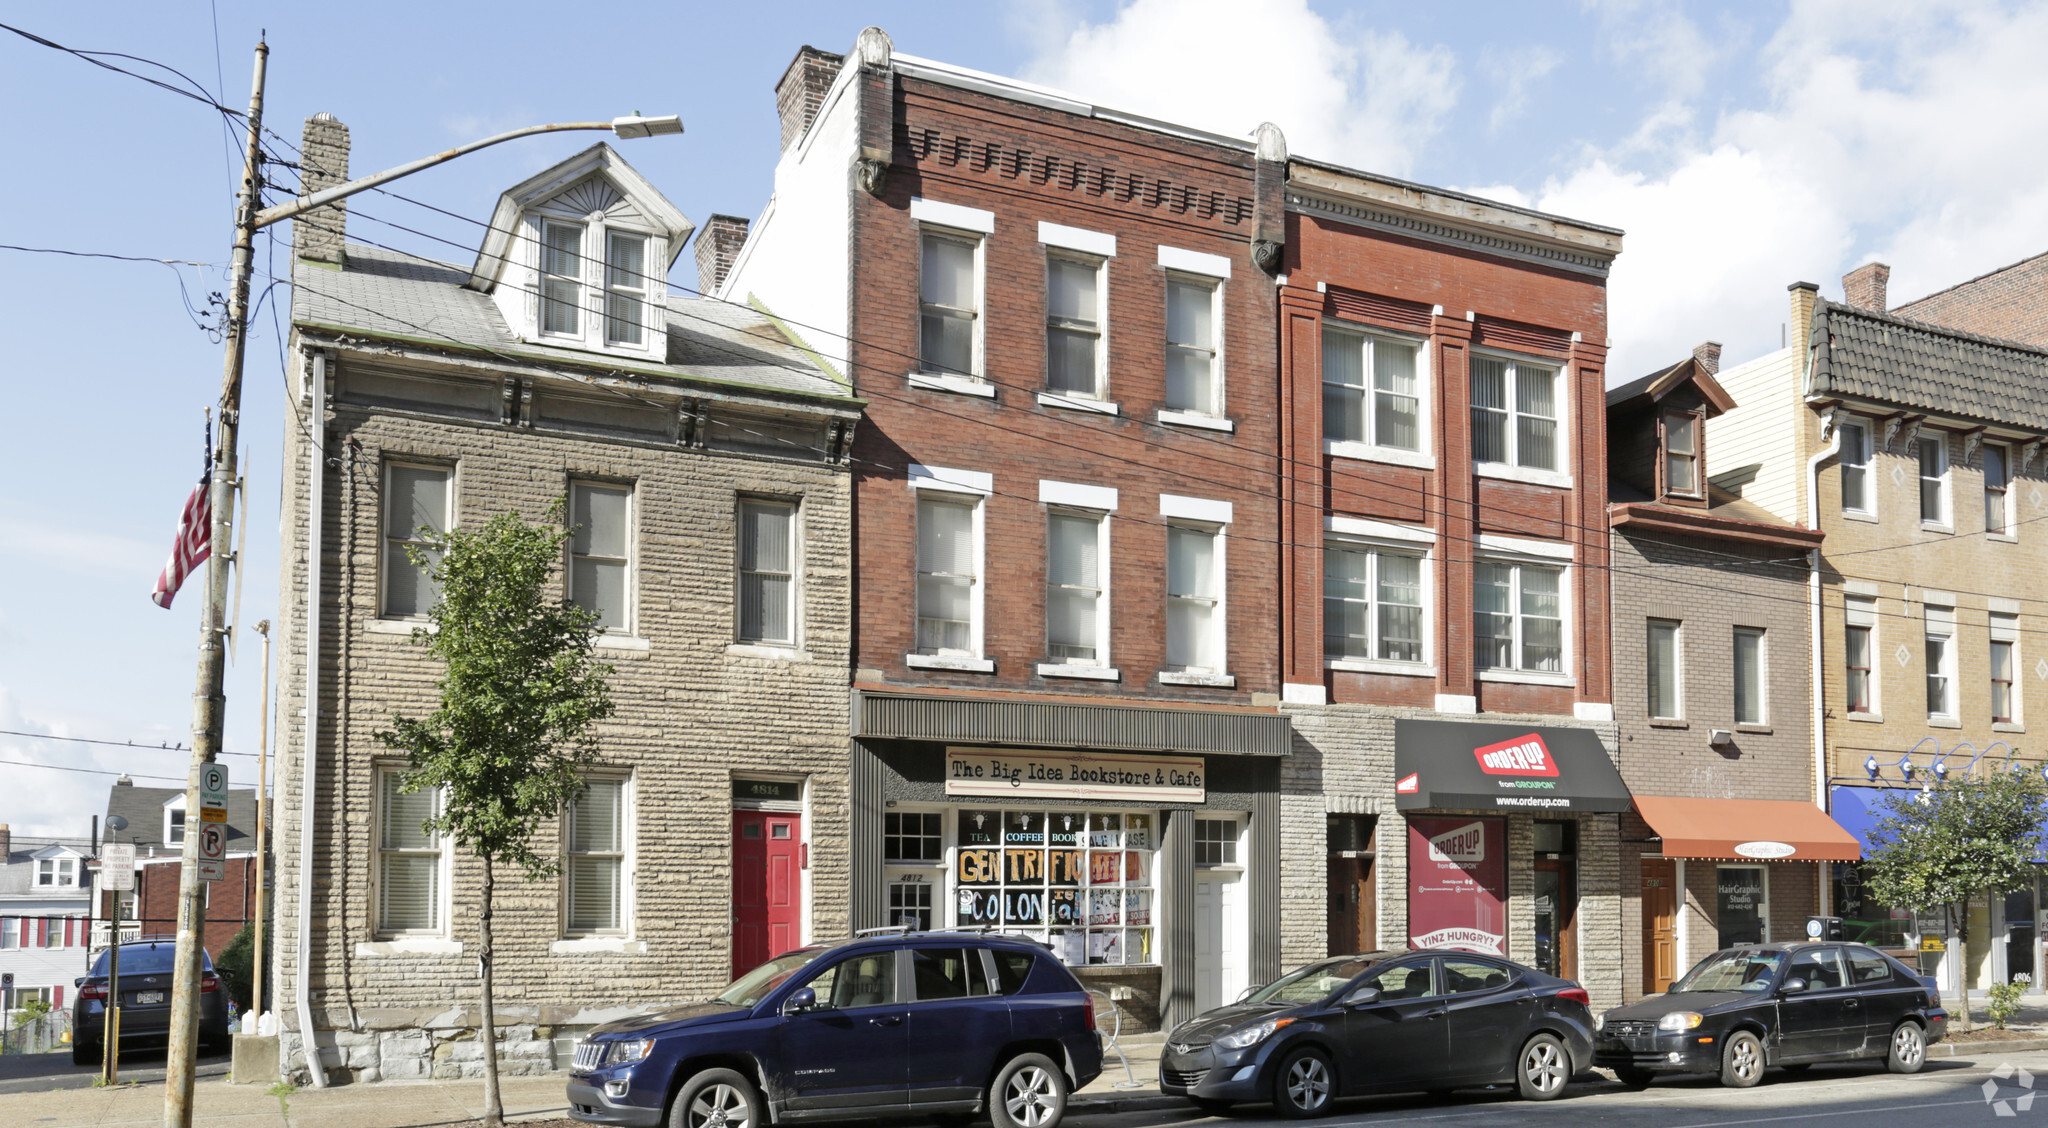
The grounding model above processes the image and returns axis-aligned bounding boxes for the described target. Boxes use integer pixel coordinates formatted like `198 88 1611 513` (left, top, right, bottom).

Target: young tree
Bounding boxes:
1863 770 2046 1031
378 507 614 1126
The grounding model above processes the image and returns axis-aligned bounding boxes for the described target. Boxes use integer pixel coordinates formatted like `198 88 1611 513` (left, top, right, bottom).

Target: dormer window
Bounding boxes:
540 219 585 336
165 795 187 845
36 857 76 887
1664 411 1699 496
605 232 648 346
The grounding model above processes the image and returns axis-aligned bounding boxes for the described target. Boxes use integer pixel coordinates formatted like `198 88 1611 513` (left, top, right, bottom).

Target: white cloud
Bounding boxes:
0 506 162 580
1484 45 1562 134
1582 0 1719 101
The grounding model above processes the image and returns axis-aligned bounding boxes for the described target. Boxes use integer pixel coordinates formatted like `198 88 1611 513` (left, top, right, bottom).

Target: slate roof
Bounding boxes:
102 785 259 854
0 840 92 897
1809 298 2048 432
292 244 853 403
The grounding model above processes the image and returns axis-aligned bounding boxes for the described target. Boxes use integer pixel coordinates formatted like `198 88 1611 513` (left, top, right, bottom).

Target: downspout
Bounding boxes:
294 348 329 1088
1807 409 1842 919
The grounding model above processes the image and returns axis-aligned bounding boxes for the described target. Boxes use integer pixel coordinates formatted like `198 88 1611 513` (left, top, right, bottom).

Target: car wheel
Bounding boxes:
990 1053 1067 1128
1271 1046 1336 1119
669 1067 764 1128
1516 1033 1570 1100
1887 1022 1926 1074
1720 1031 1764 1088
1612 1066 1653 1090
1190 1098 1235 1117
72 1040 98 1068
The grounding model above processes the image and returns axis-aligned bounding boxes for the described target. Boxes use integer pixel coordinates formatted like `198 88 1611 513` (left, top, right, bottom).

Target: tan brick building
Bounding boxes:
271 122 862 1081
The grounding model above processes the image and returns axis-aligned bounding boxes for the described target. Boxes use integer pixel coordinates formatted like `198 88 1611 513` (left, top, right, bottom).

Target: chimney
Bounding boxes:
297 112 352 266
115 774 133 787
1788 280 1820 357
1843 262 1890 312
775 46 844 151
694 215 751 296
0 824 9 858
1691 341 1722 376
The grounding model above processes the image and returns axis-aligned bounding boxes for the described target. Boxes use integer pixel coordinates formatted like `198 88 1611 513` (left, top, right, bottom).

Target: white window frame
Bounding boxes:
1193 817 1241 868
1925 604 1958 721
1646 619 1682 720
911 219 989 395
1917 433 1952 530
1992 613 2020 726
1322 322 1433 469
568 480 636 637
907 468 991 671
1163 520 1227 678
523 201 666 360
1162 272 1225 420
1042 250 1111 406
562 774 633 939
1846 595 1879 717
736 496 800 647
381 461 454 621
1471 351 1572 488
602 229 650 348
1839 419 1875 519
537 216 586 340
1985 442 2014 538
1663 411 1701 498
374 767 450 940
1040 502 1115 678
36 857 77 889
1733 626 1767 726
164 796 187 846
1323 536 1434 676
1473 539 1574 684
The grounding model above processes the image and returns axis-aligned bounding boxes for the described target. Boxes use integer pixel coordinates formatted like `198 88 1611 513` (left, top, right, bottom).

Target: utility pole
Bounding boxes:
253 619 271 1025
164 39 265 1128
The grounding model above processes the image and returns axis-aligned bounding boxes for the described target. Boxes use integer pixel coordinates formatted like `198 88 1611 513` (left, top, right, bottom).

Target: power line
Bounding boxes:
0 760 190 784
0 22 242 118
0 728 260 760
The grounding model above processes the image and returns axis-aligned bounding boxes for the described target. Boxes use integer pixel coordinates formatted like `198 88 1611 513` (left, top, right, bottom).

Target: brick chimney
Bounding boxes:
1843 262 1890 312
0 824 9 859
694 215 750 296
775 47 844 151
297 112 352 266
1691 341 1722 376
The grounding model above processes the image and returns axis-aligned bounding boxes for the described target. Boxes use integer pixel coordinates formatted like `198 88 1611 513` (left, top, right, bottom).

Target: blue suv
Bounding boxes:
568 930 1103 1128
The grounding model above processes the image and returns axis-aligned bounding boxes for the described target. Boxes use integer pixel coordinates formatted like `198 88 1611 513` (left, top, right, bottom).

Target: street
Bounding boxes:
0 1046 232 1096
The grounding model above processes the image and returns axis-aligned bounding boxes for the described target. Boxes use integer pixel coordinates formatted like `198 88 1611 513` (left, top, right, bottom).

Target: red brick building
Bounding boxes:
92 782 261 962
1889 252 2048 347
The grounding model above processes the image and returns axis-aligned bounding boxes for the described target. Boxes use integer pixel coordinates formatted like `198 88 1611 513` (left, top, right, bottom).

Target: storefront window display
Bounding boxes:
1831 862 1911 950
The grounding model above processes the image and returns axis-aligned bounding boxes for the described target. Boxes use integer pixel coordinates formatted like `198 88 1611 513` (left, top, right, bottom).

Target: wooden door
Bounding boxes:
1642 858 1678 994
1327 855 1376 956
732 811 803 978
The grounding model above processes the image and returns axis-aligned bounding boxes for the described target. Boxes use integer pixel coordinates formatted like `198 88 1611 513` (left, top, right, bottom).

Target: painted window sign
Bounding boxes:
1407 816 1508 956
945 806 1157 966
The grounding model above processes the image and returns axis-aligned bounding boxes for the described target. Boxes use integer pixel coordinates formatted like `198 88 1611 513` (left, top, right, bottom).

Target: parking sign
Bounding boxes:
197 822 227 883
200 762 229 824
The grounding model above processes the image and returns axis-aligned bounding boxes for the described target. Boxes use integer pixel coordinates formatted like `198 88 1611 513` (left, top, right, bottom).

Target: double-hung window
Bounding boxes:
916 496 980 657
565 778 627 937
1733 627 1766 725
1165 277 1220 415
1472 356 1560 472
1046 255 1105 398
1323 327 1422 455
1985 443 2012 534
1917 435 1949 526
378 770 442 936
166 803 187 845
1647 620 1681 719
1166 524 1224 673
920 230 980 378
36 858 76 888
1323 545 1425 665
1845 596 1877 714
1992 613 2019 724
1839 421 1872 514
1665 412 1699 496
1474 560 1564 674
603 231 648 346
738 498 796 644
1046 510 1108 664
569 482 632 634
1925 604 1957 719
384 463 451 619
540 218 584 336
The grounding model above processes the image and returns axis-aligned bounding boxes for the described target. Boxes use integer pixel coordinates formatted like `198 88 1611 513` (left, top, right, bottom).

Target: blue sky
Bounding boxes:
5 0 2048 837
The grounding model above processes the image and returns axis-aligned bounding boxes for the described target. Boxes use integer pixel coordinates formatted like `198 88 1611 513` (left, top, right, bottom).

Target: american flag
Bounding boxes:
151 427 214 610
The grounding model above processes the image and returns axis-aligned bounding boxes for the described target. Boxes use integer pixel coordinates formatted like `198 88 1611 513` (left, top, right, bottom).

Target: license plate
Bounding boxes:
136 991 164 1004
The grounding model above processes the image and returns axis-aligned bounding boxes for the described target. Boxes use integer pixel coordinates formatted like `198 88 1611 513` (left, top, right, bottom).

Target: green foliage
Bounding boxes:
12 999 51 1028
1862 772 2047 922
1986 975 2030 1028
216 920 269 1014
377 506 616 879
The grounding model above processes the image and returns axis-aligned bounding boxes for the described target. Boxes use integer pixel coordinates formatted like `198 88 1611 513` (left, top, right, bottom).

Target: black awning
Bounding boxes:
1393 719 1631 813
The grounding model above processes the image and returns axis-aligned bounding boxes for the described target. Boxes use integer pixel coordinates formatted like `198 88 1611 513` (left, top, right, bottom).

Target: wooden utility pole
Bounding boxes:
253 619 271 1024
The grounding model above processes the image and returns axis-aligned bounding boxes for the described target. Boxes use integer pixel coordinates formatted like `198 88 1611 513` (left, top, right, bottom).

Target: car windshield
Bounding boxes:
1674 951 1784 993
716 949 823 1007
88 945 207 977
1243 957 1383 1007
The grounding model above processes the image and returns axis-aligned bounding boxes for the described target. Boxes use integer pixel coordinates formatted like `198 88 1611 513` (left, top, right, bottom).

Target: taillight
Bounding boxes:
1084 1004 1097 1033
201 976 220 994
1555 987 1590 1007
80 984 106 1002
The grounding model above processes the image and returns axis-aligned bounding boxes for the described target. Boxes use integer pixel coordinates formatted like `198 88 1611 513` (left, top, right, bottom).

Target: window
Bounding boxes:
566 778 626 936
569 482 632 633
1847 946 1897 986
1787 947 1844 990
1471 356 1559 471
1734 627 1765 725
1045 510 1106 664
1986 443 2012 534
378 770 442 935
1993 613 2019 724
1166 524 1224 672
1368 961 1440 1000
955 808 1155 966
1323 327 1422 453
1194 819 1238 866
915 497 979 656
910 948 992 1000
1839 421 1872 514
888 876 935 931
1046 255 1105 398
43 919 64 948
738 499 796 644
886 812 944 862
920 230 979 377
1664 412 1699 495
992 949 1036 994
1165 277 1220 414
0 918 13 949
36 858 76 888
383 464 451 618
1925 605 1956 719
1917 435 1949 525
603 231 647 346
1647 620 1681 719
166 805 186 845
539 218 584 336
806 951 899 1009
1324 545 1425 664
1474 561 1564 673
1846 596 1876 714
1443 957 1510 994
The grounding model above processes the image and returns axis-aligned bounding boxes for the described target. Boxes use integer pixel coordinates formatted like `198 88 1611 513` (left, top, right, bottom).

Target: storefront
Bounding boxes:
851 689 1292 1032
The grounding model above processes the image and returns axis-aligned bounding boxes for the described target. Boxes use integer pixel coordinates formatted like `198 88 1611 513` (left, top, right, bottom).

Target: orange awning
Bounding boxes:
1634 795 1862 862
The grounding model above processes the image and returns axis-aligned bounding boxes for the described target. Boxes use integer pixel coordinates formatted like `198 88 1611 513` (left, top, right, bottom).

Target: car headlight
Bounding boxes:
1658 1012 1704 1032
608 1038 653 1065
1593 1013 1604 1032
1214 1017 1295 1051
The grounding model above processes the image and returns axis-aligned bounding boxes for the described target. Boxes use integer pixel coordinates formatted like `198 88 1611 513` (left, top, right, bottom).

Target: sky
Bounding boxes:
4 0 2048 839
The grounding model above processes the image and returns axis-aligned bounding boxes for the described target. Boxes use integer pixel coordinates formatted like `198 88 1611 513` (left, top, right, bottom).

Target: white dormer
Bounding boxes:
467 144 695 362
163 793 187 845
32 844 83 888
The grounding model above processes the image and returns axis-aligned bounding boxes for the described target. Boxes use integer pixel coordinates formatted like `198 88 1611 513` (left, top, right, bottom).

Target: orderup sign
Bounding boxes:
1408 816 1508 955
1392 720 1631 813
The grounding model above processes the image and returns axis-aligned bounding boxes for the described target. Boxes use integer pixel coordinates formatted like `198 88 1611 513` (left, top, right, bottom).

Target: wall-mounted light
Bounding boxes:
1865 755 1881 781
1710 729 1734 747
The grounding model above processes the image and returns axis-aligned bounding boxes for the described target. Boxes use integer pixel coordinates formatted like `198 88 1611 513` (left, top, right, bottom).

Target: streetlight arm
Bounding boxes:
253 115 679 230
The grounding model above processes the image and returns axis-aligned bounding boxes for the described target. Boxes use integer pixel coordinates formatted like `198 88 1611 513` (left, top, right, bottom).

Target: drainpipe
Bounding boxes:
1806 410 1843 916
294 349 330 1088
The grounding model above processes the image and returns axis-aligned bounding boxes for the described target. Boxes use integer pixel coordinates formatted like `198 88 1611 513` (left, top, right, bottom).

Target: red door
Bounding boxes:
732 811 803 978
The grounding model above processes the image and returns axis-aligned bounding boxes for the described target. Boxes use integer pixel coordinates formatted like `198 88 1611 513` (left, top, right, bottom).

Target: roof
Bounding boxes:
0 840 93 897
292 244 853 403
467 143 694 292
1808 298 2048 432
1607 484 1824 550
1606 357 1737 415
102 785 259 854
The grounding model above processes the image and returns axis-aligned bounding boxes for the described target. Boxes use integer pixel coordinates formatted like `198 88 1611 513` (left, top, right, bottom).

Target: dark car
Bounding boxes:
1594 942 1947 1088
70 941 231 1065
567 930 1103 1128
1159 949 1596 1117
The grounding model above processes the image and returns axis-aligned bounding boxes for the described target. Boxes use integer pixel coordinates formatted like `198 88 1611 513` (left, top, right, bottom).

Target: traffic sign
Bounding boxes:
102 843 136 892
200 762 229 823
197 822 227 883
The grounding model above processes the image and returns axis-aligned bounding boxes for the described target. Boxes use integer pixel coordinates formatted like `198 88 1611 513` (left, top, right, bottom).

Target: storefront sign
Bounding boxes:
1733 840 1797 859
943 748 1205 802
1408 816 1507 955
1392 720 1632 812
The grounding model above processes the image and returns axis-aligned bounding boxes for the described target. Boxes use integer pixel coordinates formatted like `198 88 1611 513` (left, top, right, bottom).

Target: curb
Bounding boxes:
1069 1092 1185 1115
1930 1036 2048 1058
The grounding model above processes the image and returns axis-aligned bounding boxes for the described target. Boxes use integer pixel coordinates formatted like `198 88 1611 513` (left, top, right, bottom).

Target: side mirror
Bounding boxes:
1343 986 1382 1008
74 978 85 988
1235 985 1264 1004
1780 978 1808 995
782 987 818 1015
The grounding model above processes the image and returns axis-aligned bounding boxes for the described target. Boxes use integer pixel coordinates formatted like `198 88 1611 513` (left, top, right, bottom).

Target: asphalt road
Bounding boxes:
0 1045 232 1095
1084 1053 2048 1128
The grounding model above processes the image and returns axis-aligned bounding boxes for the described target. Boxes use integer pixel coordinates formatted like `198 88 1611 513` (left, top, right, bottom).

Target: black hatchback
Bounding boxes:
1595 943 1947 1088
70 941 231 1065
1159 949 1595 1117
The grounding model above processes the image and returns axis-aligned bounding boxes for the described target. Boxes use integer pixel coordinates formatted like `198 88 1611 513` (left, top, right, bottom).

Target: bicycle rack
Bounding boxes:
1089 989 1146 1089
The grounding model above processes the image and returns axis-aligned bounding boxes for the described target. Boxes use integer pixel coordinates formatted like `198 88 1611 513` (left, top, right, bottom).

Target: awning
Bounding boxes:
1393 720 1632 813
1827 786 1884 853
1635 795 1862 862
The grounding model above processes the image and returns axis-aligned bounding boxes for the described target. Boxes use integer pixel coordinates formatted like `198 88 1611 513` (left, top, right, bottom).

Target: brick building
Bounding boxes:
1891 251 2048 348
90 781 262 959
723 29 1293 1030
1604 348 1850 1004
1708 271 2048 995
271 120 862 1081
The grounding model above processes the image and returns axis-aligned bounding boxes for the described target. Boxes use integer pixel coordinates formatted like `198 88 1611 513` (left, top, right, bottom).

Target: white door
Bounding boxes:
1193 870 1247 1015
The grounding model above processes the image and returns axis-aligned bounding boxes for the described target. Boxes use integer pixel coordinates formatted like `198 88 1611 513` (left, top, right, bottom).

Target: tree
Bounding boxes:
377 507 614 1126
1862 770 2046 1031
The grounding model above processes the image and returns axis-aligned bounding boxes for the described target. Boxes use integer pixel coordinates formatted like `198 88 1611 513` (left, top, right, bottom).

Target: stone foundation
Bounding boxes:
279 1005 653 1084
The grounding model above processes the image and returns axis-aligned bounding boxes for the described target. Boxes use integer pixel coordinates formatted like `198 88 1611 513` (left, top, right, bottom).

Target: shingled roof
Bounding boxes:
1809 298 2048 433
102 784 259 854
